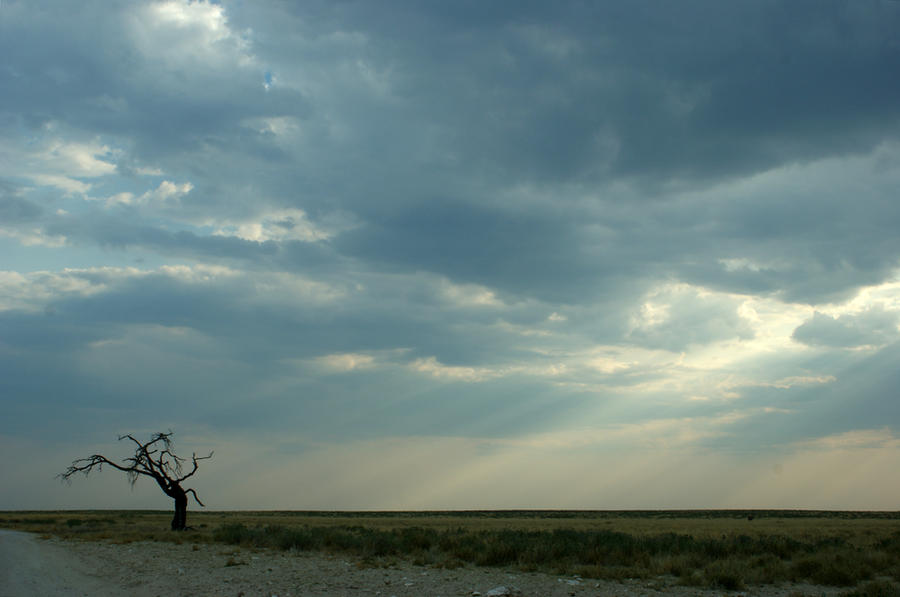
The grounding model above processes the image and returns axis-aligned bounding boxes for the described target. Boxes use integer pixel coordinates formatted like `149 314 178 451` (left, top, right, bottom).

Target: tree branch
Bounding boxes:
58 454 154 483
185 488 206 507
178 451 213 482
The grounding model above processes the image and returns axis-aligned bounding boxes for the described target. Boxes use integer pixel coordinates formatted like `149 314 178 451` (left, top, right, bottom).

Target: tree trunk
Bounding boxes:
171 490 188 531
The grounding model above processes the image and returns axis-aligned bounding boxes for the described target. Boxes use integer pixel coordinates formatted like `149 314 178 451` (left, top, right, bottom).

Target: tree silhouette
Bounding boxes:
60 432 213 530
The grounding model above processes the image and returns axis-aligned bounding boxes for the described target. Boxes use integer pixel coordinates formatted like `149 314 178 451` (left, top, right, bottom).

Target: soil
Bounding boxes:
0 529 845 596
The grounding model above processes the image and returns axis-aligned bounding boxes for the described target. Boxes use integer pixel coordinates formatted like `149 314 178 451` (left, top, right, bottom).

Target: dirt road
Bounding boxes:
0 529 125 596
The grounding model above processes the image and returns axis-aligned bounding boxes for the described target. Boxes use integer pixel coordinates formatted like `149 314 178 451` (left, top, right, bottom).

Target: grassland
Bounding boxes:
3 510 900 593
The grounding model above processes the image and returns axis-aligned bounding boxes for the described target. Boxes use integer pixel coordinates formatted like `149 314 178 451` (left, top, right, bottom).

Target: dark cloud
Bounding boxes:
724 341 900 450
0 0 311 167
0 266 581 442
6 0 898 306
0 188 42 222
262 0 900 187
335 200 596 302
792 308 900 348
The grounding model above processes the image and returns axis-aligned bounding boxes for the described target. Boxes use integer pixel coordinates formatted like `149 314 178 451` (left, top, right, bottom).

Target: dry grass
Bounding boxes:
3 510 900 592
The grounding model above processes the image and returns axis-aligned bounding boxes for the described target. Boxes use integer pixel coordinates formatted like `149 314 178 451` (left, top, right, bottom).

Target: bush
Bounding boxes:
208 521 899 590
703 558 746 591
792 552 874 587
213 523 253 545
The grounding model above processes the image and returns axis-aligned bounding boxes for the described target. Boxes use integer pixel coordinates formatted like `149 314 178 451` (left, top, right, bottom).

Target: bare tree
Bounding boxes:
60 432 213 530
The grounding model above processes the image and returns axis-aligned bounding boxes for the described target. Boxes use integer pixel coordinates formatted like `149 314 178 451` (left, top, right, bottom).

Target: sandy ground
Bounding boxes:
0 529 845 597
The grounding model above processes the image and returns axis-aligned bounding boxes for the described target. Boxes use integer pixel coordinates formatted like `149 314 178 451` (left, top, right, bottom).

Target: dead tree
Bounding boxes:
60 432 213 530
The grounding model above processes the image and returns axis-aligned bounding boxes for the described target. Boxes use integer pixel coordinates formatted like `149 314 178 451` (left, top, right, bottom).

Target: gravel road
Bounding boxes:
0 529 844 597
0 529 124 596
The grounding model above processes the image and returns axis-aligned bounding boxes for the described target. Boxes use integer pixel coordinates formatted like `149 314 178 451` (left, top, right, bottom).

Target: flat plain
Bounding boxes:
3 510 900 595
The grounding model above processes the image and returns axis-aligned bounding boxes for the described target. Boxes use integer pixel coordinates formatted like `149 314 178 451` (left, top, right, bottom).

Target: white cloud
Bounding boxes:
587 353 634 374
0 264 342 313
41 139 118 178
0 268 115 311
493 319 552 337
437 278 503 308
410 356 502 382
211 208 334 243
407 354 569 383
718 257 789 274
242 116 302 139
250 271 345 305
797 427 900 450
144 180 193 202
0 133 119 196
760 375 836 389
156 264 240 283
313 353 376 373
131 0 255 71
153 265 344 305
0 226 67 248
104 180 193 206
31 174 91 195
627 282 755 350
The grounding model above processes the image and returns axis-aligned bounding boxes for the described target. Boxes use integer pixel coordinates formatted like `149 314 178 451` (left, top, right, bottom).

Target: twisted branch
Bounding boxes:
59 432 212 503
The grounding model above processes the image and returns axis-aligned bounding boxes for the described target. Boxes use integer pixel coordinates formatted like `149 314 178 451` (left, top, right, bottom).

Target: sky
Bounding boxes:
3 0 900 511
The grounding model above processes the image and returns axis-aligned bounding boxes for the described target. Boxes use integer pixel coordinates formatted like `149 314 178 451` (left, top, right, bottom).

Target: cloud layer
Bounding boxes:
2 0 900 510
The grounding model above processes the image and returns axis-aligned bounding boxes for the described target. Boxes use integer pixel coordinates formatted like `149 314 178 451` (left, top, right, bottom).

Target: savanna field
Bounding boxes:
4 510 900 595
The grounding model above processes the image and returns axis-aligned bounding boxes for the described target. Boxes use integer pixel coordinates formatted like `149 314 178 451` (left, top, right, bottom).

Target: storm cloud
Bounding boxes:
2 0 900 510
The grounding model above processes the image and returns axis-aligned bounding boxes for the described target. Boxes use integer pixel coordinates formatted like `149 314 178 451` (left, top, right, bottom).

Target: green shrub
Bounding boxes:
792 552 874 587
207 521 900 589
213 523 256 545
878 533 900 555
703 558 746 591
